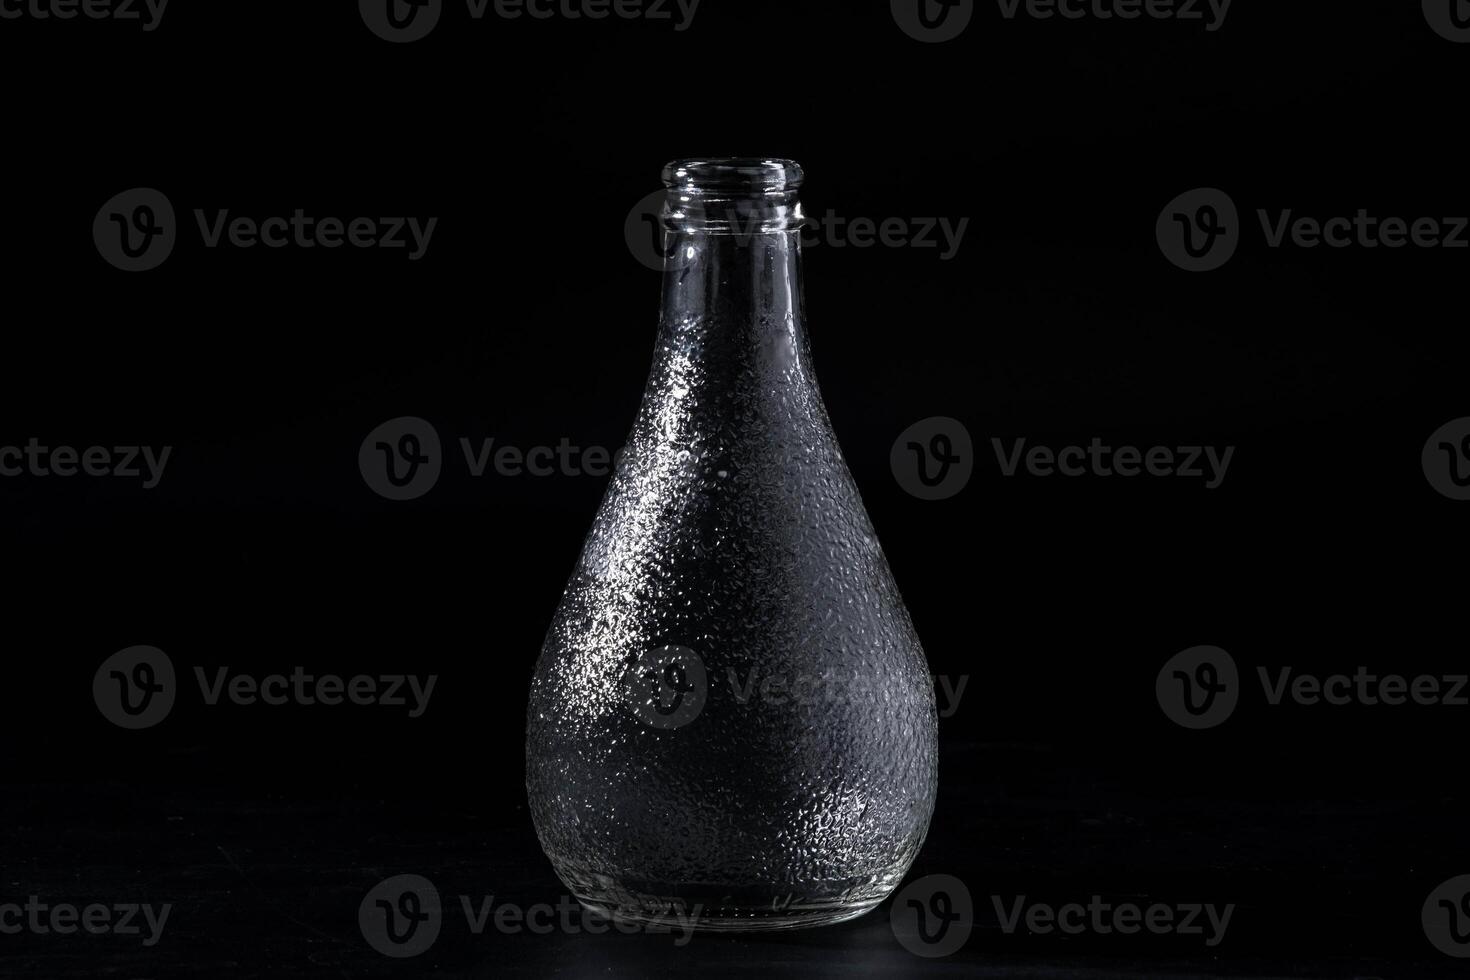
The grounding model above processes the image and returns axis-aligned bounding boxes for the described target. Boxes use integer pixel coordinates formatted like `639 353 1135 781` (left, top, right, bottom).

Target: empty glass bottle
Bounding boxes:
526 158 939 931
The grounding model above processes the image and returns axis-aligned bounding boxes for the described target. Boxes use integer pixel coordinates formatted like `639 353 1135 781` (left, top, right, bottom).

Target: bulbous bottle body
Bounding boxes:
526 159 938 931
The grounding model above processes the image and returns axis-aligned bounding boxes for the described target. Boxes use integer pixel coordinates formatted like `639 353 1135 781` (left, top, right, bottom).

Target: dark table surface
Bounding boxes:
3 740 1458 978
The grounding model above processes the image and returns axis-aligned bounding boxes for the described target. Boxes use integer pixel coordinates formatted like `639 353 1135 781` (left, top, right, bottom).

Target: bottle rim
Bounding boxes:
662 158 804 195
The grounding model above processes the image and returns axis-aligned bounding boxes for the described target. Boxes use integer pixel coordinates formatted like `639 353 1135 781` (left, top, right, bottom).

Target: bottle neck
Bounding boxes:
660 228 805 336
636 159 820 457
638 226 822 466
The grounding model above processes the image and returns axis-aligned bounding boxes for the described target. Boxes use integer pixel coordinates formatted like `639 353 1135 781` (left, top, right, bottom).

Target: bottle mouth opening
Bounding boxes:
662 158 804 195
661 158 804 234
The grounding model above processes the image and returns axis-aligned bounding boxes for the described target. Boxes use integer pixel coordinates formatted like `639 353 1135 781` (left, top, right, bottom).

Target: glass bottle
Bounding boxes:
526 158 938 931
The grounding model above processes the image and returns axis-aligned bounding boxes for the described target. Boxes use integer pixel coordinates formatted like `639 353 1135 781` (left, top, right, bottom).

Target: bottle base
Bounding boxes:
553 864 901 933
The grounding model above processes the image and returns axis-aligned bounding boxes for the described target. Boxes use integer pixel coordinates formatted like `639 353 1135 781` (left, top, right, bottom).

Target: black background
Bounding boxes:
2 0 1467 976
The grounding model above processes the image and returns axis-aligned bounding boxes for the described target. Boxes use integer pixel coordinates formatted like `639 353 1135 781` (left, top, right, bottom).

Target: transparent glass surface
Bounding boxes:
526 159 939 932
